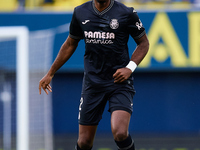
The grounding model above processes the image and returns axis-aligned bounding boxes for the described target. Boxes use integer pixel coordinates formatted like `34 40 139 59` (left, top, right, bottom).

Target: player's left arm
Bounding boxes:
113 34 149 83
130 33 149 65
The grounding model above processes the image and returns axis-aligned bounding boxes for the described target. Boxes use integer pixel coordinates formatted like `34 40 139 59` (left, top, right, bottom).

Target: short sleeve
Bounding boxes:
127 8 146 40
69 8 84 40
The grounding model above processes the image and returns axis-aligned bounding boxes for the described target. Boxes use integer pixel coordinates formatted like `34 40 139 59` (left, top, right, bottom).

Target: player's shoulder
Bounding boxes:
114 1 135 14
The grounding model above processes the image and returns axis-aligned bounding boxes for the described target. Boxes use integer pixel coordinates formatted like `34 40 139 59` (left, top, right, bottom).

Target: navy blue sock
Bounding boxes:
75 143 92 150
115 134 135 150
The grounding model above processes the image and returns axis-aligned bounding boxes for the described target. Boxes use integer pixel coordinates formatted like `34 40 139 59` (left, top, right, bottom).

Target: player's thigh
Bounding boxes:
111 110 131 140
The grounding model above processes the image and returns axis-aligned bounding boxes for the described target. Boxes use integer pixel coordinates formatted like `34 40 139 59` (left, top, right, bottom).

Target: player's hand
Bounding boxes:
39 74 53 95
113 68 132 83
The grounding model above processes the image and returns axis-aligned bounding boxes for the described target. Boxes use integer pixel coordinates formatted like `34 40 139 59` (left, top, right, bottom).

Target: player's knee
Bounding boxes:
77 138 93 149
112 129 128 141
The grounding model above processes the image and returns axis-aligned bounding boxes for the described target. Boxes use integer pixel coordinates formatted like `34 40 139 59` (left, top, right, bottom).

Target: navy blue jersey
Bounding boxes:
69 0 145 86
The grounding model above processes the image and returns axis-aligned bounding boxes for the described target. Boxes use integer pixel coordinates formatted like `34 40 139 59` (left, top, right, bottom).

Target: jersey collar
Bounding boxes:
92 0 114 15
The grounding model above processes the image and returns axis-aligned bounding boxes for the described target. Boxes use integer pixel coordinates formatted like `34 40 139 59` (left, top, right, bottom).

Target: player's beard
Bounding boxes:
96 0 107 4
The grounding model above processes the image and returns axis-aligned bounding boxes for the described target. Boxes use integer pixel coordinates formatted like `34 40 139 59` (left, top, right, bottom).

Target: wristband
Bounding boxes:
126 61 137 72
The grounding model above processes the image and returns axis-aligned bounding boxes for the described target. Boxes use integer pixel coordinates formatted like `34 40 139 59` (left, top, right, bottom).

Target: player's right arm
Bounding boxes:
39 36 80 95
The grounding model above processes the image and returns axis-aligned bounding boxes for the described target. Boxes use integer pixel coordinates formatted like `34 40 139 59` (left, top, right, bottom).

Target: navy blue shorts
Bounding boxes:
78 80 135 125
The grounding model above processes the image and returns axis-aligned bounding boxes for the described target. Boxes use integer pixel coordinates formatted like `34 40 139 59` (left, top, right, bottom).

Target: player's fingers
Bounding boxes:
39 86 41 95
116 79 124 83
48 84 52 89
47 85 52 92
41 82 49 95
113 73 122 80
44 88 49 95
113 71 120 78
39 82 42 95
114 71 123 80
39 89 41 95
114 75 121 81
42 84 48 95
114 75 124 83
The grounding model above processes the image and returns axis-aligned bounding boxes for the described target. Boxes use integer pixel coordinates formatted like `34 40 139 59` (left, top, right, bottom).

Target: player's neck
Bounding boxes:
94 0 111 12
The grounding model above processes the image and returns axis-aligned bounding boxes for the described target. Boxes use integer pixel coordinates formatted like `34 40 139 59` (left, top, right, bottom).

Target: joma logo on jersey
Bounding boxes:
84 31 115 39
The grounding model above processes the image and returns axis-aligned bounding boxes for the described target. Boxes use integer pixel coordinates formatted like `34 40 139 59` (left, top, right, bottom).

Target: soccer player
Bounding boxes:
39 0 149 149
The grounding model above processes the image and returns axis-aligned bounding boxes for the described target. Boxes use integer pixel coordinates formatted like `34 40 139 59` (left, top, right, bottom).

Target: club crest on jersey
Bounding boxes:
110 19 119 29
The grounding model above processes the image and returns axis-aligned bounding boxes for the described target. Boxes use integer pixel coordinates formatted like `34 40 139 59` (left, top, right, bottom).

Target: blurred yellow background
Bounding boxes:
0 0 195 12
